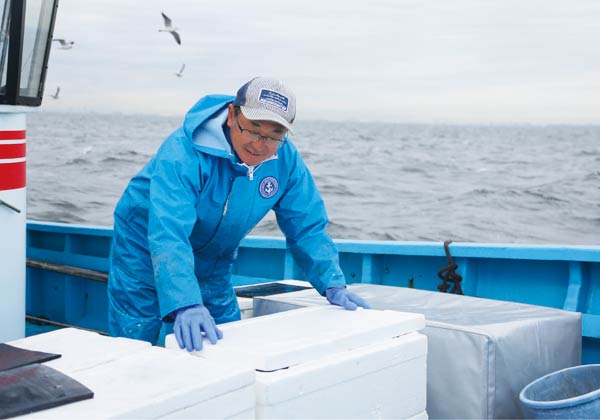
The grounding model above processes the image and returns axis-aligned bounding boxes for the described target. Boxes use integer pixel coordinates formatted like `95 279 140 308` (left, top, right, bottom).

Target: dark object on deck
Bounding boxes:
0 344 61 372
437 240 463 295
235 282 312 298
0 364 93 419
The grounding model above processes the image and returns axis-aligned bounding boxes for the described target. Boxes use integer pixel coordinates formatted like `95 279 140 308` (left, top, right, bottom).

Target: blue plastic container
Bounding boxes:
519 364 600 419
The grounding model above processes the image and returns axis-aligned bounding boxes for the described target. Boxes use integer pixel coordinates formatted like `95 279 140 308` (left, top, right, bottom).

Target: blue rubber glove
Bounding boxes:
174 304 223 352
325 287 371 310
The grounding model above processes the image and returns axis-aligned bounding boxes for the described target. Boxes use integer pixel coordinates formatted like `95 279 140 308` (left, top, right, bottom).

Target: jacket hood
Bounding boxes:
182 94 234 158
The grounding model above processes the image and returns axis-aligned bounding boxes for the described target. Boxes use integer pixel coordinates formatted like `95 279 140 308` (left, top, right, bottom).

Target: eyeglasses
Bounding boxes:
234 114 287 146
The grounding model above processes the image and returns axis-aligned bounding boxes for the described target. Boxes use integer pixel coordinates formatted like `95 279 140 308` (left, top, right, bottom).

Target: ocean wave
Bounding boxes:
523 190 569 204
29 210 87 224
66 157 90 165
100 156 140 164
584 171 600 180
576 149 600 157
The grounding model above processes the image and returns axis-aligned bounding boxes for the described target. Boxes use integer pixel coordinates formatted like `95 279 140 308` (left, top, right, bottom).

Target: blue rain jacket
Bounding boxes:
108 94 346 341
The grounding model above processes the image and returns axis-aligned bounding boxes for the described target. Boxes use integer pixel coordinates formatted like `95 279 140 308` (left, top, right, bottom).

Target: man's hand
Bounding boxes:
325 287 371 310
174 304 223 352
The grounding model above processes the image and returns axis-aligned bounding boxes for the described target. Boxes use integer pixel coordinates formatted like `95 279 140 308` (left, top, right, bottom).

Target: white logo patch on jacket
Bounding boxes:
259 176 278 198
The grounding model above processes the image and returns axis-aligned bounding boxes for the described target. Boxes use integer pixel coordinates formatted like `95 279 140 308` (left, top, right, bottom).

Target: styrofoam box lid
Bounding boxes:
8 328 151 373
21 346 255 419
166 306 425 371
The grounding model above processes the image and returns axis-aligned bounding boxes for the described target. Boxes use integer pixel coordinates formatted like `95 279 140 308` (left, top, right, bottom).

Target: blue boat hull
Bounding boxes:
26 220 600 363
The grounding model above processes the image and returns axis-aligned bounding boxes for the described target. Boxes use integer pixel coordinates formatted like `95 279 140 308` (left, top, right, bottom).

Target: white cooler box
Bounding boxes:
253 284 582 420
9 328 255 419
166 306 429 419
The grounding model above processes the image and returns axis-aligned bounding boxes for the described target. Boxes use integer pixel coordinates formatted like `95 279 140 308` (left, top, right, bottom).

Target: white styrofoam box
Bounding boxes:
254 284 582 419
254 332 427 419
238 297 254 319
167 306 428 419
8 327 150 373
166 306 425 371
13 329 255 419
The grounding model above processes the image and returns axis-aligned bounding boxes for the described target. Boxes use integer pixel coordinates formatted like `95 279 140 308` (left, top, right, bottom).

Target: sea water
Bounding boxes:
25 112 600 245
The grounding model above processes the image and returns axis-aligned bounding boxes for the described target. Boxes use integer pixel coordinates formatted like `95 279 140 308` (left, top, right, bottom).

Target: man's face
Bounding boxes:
226 104 286 166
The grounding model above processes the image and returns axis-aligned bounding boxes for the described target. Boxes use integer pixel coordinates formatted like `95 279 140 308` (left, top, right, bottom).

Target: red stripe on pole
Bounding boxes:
0 130 26 140
0 161 26 190
0 143 26 159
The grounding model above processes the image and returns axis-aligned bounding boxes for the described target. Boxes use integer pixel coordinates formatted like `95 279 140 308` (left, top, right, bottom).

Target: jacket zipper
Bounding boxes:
240 154 278 181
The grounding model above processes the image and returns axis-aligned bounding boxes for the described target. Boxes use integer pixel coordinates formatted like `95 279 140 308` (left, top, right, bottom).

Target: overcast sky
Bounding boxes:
42 0 600 124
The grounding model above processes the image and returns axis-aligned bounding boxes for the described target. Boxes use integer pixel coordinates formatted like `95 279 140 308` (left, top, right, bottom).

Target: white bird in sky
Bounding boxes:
52 39 75 49
159 12 181 45
50 86 60 99
175 64 185 77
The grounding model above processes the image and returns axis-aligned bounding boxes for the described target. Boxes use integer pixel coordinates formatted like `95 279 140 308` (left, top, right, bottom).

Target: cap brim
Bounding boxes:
240 106 294 134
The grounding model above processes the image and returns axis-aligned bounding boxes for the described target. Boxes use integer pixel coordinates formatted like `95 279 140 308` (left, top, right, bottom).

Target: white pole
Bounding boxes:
0 109 27 342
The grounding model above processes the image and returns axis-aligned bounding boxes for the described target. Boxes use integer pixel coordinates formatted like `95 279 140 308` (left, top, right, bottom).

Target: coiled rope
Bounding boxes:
437 240 463 295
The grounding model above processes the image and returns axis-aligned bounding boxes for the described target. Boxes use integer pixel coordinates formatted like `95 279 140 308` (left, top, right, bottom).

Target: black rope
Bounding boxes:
437 240 463 295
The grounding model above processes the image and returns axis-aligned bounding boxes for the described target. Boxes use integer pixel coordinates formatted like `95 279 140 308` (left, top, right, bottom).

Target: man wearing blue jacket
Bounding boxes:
108 77 370 351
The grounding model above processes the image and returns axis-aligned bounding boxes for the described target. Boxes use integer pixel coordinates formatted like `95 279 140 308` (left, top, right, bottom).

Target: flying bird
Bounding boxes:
50 86 60 99
175 64 185 77
52 39 75 49
159 12 181 45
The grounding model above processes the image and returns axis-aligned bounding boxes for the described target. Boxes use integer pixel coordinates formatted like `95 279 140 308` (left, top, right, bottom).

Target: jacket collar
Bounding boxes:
184 95 233 158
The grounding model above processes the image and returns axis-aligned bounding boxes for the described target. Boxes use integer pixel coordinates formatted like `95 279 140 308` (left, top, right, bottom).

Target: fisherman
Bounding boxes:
107 77 370 351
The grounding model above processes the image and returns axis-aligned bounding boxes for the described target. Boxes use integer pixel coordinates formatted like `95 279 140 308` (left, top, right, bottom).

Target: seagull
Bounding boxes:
50 86 60 99
175 64 185 77
159 12 181 45
52 39 75 49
